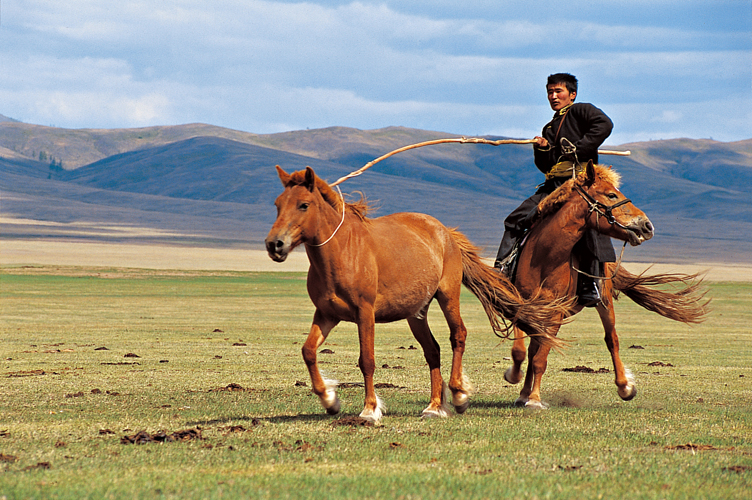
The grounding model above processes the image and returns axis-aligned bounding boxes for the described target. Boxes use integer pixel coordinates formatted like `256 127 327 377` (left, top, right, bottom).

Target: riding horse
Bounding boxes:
504 161 708 408
265 166 570 422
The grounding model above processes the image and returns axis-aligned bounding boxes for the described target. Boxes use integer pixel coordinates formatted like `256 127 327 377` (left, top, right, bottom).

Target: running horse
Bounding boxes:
504 161 708 408
265 166 570 423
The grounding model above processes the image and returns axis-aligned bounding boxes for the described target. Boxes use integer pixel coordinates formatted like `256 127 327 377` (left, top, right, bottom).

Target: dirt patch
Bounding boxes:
22 462 51 471
220 421 260 435
121 428 202 444
665 443 729 451
648 361 674 367
6 369 45 377
332 416 373 427
724 465 751 473
562 366 610 373
209 383 265 393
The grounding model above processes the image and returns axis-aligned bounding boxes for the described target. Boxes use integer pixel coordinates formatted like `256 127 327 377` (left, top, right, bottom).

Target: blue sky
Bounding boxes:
1 0 750 144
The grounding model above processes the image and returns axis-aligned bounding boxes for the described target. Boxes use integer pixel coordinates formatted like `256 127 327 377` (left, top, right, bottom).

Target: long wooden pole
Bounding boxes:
330 137 630 187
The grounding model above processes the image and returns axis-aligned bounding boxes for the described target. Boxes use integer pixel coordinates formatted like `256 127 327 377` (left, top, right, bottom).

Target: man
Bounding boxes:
494 73 615 307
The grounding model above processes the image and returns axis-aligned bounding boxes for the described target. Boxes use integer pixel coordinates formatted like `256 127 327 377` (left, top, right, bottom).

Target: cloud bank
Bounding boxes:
1 0 749 143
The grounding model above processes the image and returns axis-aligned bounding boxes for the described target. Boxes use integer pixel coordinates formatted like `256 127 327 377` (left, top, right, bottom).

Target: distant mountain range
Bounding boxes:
2 116 751 264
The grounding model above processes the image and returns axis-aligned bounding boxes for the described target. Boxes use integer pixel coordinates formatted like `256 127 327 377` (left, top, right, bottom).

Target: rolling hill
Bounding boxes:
1 118 751 264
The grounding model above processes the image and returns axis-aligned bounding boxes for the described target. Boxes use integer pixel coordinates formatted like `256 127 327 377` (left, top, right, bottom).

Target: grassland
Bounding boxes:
1 266 751 499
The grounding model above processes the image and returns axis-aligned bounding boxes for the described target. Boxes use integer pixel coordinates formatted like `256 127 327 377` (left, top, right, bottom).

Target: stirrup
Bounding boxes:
577 276 603 307
494 244 519 278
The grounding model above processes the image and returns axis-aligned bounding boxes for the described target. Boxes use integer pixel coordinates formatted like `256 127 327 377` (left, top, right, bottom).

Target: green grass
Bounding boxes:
1 266 751 499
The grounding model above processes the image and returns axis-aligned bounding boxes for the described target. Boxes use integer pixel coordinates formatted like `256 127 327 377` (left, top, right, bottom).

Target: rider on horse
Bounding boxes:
494 73 615 307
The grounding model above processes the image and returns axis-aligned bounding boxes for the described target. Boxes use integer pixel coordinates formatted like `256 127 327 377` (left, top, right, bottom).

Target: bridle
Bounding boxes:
573 184 632 230
571 183 633 283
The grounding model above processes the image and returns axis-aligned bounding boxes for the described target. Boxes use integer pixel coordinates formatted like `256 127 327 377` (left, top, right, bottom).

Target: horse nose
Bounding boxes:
641 218 655 240
265 238 282 254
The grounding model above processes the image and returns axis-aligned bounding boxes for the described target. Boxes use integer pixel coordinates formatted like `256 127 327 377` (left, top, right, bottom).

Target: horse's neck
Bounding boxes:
305 210 355 271
523 203 587 274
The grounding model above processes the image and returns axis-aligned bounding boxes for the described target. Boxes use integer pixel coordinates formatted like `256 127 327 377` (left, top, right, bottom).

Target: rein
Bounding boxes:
308 185 345 248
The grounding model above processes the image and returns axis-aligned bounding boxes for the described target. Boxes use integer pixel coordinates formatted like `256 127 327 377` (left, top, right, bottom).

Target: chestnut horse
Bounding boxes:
265 166 569 423
504 161 708 408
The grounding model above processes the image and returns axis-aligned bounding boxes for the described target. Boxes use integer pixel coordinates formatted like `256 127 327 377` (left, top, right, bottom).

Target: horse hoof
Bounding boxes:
325 397 341 415
619 385 637 401
421 408 450 419
358 410 382 424
452 391 469 414
514 397 528 407
504 367 522 385
524 399 549 410
453 400 470 415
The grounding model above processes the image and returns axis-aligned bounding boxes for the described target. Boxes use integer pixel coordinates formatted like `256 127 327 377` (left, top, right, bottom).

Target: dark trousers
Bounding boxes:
495 182 616 276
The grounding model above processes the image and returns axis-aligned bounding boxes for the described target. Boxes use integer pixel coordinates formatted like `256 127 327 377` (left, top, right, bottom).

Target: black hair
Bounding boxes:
547 73 578 95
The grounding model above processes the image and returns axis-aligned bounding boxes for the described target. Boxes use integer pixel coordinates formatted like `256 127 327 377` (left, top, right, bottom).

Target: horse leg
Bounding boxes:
356 306 385 423
436 289 473 414
514 337 539 407
504 325 526 385
525 338 554 409
597 281 637 401
407 316 451 418
302 310 341 414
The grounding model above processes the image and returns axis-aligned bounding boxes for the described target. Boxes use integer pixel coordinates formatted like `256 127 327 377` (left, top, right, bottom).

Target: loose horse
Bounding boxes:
504 161 708 408
265 166 569 422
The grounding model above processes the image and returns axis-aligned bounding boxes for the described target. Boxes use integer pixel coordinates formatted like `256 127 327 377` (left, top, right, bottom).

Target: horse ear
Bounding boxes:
304 166 316 192
275 165 291 186
583 160 596 186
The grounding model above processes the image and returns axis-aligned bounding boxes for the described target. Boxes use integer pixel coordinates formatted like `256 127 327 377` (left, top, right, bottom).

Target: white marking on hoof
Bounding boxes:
504 367 522 384
514 396 529 407
452 391 469 410
618 368 637 401
421 407 450 419
524 399 549 410
359 394 385 423
321 378 339 410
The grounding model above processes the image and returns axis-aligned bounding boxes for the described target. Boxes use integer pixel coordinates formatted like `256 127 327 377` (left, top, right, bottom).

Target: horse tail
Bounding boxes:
449 229 571 347
610 264 710 324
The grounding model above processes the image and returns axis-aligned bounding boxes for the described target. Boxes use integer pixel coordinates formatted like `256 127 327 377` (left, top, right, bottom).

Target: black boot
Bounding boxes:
494 231 522 277
494 246 518 277
577 274 602 307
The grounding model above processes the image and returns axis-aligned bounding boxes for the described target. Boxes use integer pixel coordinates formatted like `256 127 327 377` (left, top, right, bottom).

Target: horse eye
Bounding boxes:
607 193 619 200
299 202 310 211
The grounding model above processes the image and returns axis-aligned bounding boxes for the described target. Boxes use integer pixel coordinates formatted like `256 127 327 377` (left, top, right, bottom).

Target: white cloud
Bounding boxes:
0 0 749 140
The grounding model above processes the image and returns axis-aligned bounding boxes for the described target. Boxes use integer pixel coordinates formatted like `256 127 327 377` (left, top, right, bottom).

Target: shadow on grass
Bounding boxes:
186 413 339 426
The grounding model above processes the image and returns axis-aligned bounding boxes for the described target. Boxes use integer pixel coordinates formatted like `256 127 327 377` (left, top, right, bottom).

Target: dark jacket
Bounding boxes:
533 102 613 174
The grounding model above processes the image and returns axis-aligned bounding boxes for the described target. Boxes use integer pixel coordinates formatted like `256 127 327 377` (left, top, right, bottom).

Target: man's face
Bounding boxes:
547 83 576 111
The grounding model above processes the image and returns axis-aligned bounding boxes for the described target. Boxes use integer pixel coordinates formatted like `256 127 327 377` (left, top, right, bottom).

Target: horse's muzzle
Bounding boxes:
626 217 655 246
265 236 290 262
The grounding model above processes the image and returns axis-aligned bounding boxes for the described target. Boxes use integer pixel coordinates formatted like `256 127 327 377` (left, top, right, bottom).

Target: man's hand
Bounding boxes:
533 136 549 148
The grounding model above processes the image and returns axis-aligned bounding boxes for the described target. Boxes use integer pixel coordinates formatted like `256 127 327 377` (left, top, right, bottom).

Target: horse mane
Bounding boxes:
537 164 621 220
284 169 373 221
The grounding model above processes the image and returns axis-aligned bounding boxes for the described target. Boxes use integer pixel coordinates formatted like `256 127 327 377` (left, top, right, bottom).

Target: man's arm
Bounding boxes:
571 103 613 160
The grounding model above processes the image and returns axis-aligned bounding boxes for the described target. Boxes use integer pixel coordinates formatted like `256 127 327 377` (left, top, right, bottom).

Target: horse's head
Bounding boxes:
265 165 344 262
575 161 654 246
